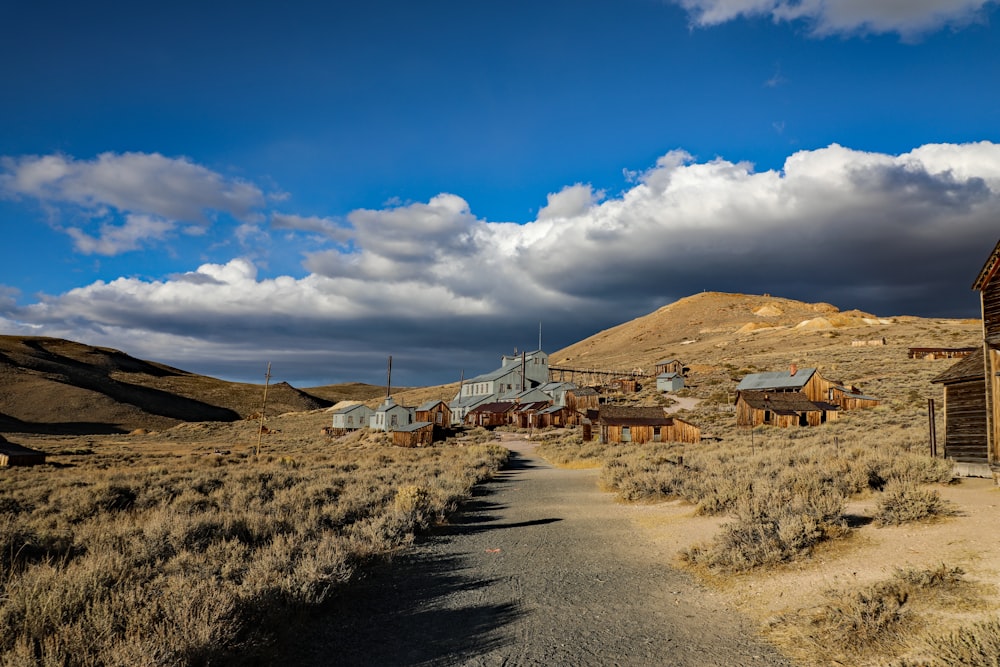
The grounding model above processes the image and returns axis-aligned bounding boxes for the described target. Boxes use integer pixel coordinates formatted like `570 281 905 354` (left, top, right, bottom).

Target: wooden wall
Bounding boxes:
942 379 988 463
600 420 699 444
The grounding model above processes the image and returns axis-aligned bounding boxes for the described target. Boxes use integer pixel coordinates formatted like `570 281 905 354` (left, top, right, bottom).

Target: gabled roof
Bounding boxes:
973 238 1000 291
538 404 577 415
467 366 520 383
656 359 680 365
736 368 816 392
932 347 985 384
469 402 518 414
515 401 551 412
331 403 372 415
738 391 837 414
829 385 879 401
416 399 448 412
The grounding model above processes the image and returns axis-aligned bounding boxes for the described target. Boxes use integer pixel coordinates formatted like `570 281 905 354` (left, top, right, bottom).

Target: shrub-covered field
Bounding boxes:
0 432 508 666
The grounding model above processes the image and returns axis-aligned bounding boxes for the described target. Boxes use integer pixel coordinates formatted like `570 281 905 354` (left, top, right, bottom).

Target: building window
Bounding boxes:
347 416 353 426
621 426 631 442
391 414 398 427
653 426 661 442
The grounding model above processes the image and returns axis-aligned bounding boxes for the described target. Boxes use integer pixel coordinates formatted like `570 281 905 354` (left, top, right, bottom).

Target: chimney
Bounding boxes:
789 363 798 376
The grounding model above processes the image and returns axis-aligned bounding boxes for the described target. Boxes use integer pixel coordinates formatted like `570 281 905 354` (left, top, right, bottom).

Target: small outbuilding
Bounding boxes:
656 372 685 393
369 396 415 432
655 359 684 376
931 348 988 467
827 385 880 410
535 405 583 428
0 437 46 467
565 387 600 412
391 421 435 448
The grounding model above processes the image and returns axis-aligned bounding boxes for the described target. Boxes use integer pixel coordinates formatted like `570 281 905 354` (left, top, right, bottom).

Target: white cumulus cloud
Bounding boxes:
674 0 995 37
0 151 267 255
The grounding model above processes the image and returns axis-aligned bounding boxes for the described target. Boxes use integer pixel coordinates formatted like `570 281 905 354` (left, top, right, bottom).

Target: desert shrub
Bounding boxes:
772 566 970 665
0 438 509 665
682 482 845 571
875 481 956 526
920 617 1000 667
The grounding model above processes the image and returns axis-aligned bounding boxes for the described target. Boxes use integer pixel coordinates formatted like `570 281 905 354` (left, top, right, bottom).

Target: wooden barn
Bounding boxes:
565 387 600 412
391 421 435 448
827 385 880 410
535 405 583 428
0 437 46 467
415 400 452 428
736 391 839 428
597 406 700 444
931 349 988 465
655 359 684 376
466 402 517 428
973 238 1000 468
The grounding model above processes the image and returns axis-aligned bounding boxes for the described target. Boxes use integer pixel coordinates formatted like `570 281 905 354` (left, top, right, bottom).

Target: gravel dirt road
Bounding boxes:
282 434 791 666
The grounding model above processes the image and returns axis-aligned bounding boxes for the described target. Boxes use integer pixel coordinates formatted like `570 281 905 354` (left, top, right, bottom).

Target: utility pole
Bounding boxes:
256 362 271 458
386 355 392 400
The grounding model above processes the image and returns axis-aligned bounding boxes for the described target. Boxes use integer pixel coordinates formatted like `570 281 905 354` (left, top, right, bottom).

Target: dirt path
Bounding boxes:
281 434 790 666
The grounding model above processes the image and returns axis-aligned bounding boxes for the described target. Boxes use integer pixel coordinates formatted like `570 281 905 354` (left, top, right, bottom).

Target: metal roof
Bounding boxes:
738 391 837 414
392 421 433 432
735 368 816 392
415 400 447 412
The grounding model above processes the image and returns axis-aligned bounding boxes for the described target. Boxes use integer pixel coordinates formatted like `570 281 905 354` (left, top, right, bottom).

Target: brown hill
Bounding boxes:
0 336 339 435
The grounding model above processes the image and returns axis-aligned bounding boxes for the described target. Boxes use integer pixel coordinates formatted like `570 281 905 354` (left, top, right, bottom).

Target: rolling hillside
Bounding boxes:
0 336 377 434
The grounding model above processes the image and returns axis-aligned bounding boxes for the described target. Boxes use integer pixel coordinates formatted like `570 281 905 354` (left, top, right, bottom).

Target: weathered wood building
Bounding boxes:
0 438 46 467
735 391 839 428
908 347 978 360
931 348 988 465
654 359 684 376
735 366 838 403
827 386 880 410
565 387 600 412
597 406 700 444
466 402 517 428
535 405 583 428
391 421 435 448
973 238 1000 469
415 400 452 428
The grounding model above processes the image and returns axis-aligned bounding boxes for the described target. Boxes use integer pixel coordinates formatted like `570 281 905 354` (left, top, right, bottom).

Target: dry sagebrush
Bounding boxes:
0 439 508 666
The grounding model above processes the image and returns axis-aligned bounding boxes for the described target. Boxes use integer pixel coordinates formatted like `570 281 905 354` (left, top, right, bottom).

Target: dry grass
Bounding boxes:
0 432 508 665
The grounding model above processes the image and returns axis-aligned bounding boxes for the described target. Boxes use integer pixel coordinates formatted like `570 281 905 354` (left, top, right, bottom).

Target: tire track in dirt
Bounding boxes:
282 434 791 666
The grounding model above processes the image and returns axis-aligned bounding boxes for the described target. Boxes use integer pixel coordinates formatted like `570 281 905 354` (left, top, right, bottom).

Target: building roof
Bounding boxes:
469 402 518 414
657 372 681 379
568 387 599 396
538 404 576 415
392 421 433 432
738 391 837 415
973 238 1000 291
415 399 447 412
656 359 680 365
515 401 551 412
0 440 47 458
330 402 371 415
830 386 879 401
735 368 816 392
931 347 985 384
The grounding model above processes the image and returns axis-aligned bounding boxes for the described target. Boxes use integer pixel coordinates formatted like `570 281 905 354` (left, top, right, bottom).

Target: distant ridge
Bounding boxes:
0 336 353 435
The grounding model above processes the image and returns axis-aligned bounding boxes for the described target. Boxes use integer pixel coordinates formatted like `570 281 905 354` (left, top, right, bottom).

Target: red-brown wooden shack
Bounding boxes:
465 402 518 428
0 437 46 467
736 391 839 428
415 400 452 428
931 348 988 465
391 421 435 448
535 405 584 428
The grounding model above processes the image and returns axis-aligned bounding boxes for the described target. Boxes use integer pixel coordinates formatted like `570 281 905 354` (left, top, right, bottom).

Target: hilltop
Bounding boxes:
0 336 382 434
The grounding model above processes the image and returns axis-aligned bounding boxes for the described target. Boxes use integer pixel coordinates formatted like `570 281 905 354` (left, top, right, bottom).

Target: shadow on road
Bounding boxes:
270 447 545 665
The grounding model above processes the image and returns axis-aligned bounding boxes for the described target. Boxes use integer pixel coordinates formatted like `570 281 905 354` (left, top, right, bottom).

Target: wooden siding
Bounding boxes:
600 420 700 444
736 392 838 428
565 390 600 412
941 379 989 463
827 386 880 410
415 403 451 426
392 424 434 448
655 360 684 375
536 407 583 428
908 347 977 360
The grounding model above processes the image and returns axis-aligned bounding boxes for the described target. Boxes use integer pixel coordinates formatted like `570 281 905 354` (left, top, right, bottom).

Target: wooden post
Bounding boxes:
256 362 271 458
928 397 937 457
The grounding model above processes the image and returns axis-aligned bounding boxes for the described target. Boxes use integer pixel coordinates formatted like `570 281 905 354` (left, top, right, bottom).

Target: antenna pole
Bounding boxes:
256 362 271 458
538 321 542 351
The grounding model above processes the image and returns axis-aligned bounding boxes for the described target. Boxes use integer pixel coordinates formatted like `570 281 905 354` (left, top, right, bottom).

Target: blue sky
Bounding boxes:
3 0 1000 386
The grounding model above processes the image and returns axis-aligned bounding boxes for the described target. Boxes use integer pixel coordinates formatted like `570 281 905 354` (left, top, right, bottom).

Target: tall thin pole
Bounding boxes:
386 355 392 400
538 321 542 351
256 362 271 458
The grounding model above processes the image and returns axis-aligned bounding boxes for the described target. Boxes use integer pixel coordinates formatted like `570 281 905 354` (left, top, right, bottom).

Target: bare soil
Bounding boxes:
278 433 791 666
